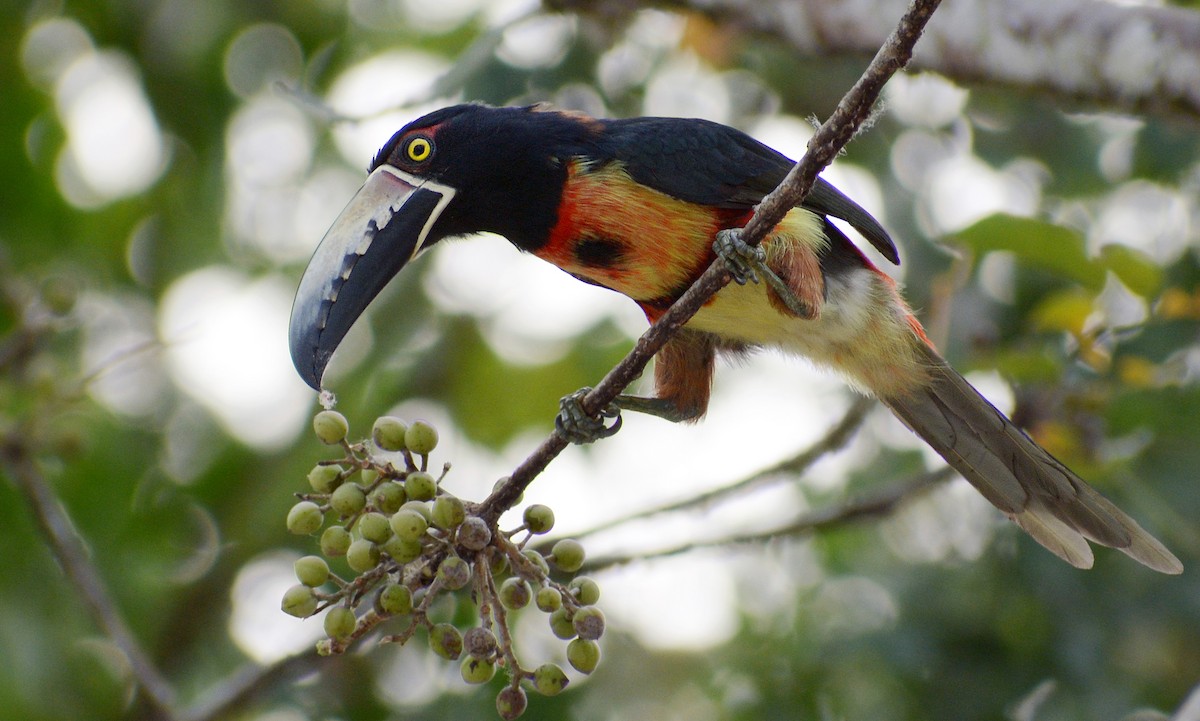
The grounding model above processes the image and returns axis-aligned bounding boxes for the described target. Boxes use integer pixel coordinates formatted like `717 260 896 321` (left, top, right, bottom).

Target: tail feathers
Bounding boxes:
1011 501 1094 569
881 344 1182 574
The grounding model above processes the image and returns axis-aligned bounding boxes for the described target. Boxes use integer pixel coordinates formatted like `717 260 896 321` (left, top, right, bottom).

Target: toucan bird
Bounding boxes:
289 102 1181 574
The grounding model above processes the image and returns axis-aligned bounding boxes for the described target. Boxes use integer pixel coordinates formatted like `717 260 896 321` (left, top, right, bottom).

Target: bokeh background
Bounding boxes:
3 0 1200 719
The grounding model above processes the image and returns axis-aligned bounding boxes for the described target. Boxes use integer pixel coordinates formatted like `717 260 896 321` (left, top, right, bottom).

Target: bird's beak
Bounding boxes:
289 165 456 390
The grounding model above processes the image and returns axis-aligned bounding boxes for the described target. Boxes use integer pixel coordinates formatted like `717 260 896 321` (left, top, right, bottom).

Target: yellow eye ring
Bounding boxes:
405 136 433 163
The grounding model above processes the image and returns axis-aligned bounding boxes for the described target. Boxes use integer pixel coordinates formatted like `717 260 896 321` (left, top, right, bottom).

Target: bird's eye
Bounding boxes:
405 136 433 163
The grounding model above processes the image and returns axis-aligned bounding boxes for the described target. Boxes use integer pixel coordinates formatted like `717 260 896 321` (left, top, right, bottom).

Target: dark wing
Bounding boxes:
598 117 899 264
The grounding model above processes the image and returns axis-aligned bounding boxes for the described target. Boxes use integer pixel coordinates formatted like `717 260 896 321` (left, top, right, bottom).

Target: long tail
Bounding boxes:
880 343 1182 574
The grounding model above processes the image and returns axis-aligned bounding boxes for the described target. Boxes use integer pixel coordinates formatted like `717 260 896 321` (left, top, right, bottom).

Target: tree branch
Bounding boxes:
479 0 943 524
561 0 1200 121
0 433 180 720
581 467 955 571
179 650 326 721
540 396 875 547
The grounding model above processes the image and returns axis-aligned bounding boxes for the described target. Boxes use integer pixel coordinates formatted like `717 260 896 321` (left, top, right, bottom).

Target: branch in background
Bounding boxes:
0 434 181 721
558 0 1200 121
479 0 945 523
180 650 326 721
542 396 875 548
582 467 955 571
283 7 534 124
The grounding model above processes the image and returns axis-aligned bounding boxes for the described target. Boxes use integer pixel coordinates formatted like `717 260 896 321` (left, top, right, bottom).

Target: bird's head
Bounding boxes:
288 103 598 390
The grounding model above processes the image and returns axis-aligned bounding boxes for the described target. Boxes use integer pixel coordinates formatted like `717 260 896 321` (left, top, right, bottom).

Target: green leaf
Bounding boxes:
989 348 1063 384
1115 318 1200 362
1099 243 1163 297
953 213 1105 290
1029 288 1095 334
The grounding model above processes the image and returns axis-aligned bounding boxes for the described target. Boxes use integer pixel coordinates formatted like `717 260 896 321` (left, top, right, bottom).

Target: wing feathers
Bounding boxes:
600 117 899 263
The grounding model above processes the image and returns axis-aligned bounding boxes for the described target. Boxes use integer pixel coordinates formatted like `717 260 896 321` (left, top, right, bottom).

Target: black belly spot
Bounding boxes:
574 236 626 269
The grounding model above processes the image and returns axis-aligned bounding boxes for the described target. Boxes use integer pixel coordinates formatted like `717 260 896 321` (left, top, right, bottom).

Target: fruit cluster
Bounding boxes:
283 410 603 718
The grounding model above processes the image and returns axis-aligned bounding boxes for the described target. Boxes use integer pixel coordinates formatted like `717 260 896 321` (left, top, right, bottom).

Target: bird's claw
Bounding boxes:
556 387 623 444
713 229 765 286
713 228 814 318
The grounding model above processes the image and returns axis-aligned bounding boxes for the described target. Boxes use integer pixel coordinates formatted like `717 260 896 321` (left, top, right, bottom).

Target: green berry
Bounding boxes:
457 516 491 551
320 525 352 557
532 663 569 696
463 626 498 659
324 606 356 641
312 410 349 444
535 586 562 613
496 685 528 720
566 638 601 674
400 500 432 521
330 482 367 517
286 501 324 535
371 482 406 514
345 539 380 573
281 584 318 618
431 494 465 529
405 420 439 455
550 539 585 572
358 512 393 544
523 504 555 534
389 509 428 542
372 416 408 451
572 605 605 640
438 555 471 590
568 576 601 605
377 583 413 615
460 656 496 685
429 622 463 660
548 607 575 639
382 535 422 563
405 471 437 501
499 577 531 610
522 549 550 576
307 464 343 494
294 555 330 587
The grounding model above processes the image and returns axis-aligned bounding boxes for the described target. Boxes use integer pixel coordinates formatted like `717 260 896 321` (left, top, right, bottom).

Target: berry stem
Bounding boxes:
483 560 524 678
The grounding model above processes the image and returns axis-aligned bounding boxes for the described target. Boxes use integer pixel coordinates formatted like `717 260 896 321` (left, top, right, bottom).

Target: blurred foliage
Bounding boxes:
1 2 1199 721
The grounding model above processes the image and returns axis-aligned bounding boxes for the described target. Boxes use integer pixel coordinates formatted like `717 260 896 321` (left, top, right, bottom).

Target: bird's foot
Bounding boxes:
556 387 623 444
713 229 764 285
713 229 814 318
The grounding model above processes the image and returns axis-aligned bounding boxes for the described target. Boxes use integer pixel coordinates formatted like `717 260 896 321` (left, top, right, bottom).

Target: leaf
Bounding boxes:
990 348 1063 383
1099 243 1163 297
1030 288 1095 334
1117 318 1200 362
1133 122 1200 182
953 213 1106 290
1108 385 1200 436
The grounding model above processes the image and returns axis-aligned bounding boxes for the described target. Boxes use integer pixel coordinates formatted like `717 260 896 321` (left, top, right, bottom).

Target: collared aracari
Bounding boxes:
289 102 1181 574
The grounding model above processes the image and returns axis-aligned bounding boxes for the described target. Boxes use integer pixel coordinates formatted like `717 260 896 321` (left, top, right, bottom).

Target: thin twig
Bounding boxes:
544 396 875 546
581 467 955 571
280 6 534 125
179 650 325 721
0 433 181 720
478 0 944 523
